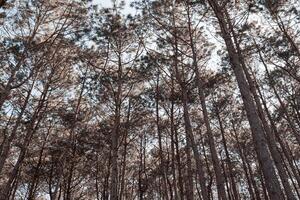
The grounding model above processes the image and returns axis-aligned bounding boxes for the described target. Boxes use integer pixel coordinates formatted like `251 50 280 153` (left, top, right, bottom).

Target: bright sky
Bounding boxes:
93 0 136 15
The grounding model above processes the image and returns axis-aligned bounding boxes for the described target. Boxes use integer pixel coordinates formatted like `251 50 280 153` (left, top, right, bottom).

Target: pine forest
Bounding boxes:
0 0 300 199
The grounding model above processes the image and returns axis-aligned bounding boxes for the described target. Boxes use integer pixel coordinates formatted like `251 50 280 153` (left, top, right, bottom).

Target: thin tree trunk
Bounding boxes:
119 99 131 200
206 1 284 198
0 80 35 174
184 3 226 199
231 122 260 200
174 128 185 200
242 63 296 199
170 88 179 200
200 134 213 200
258 167 270 200
27 131 49 200
96 157 100 200
220 153 232 200
185 139 194 200
255 78 300 193
171 7 208 199
110 54 123 200
155 71 169 200
0 117 42 199
216 109 239 200
181 84 209 200
255 44 300 144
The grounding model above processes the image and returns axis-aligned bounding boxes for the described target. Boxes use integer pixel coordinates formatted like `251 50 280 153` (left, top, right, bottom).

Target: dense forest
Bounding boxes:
0 0 299 199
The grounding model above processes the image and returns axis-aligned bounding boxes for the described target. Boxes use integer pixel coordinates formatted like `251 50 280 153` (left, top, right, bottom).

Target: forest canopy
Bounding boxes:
0 0 299 199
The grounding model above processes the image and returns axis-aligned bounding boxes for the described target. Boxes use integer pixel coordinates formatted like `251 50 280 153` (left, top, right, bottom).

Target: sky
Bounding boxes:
93 0 136 15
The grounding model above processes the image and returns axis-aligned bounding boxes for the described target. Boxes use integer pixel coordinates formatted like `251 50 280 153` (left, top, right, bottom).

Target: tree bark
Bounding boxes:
0 80 35 174
185 4 227 198
181 84 209 200
155 71 169 200
216 109 239 200
206 1 284 199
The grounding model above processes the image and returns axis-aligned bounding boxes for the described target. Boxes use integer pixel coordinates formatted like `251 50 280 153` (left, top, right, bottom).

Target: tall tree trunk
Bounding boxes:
174 128 185 200
231 122 260 200
155 71 169 200
184 3 227 198
119 99 131 200
206 1 284 198
185 139 194 200
181 83 209 200
110 54 123 200
170 23 188 200
255 77 300 192
0 79 35 174
220 152 233 200
216 109 239 200
0 115 43 199
95 156 100 200
27 131 49 200
185 3 226 197
138 135 144 200
170 6 208 199
200 134 213 200
170 87 179 200
255 44 300 144
245 66 297 199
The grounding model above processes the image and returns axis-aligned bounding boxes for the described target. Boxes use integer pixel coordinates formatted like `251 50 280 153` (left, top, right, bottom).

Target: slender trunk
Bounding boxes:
10 175 20 200
185 139 194 200
27 135 48 200
216 110 239 200
181 84 209 200
185 3 226 197
246 153 264 200
96 157 100 200
104 152 112 200
220 153 232 200
166 149 174 200
242 63 296 199
195 172 203 200
0 118 42 199
256 79 300 192
256 44 300 144
258 167 270 200
119 138 127 200
171 6 208 199
200 134 213 200
170 91 179 200
155 72 169 200
231 122 260 200
119 99 131 200
207 1 284 198
0 80 35 174
65 160 75 200
111 123 119 200
48 158 64 200
174 128 185 200
169 7 186 199
196 79 226 200
110 54 123 200
138 134 145 200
